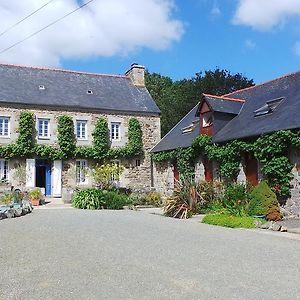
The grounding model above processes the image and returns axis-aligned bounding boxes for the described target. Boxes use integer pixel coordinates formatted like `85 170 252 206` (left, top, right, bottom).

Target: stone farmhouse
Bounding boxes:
151 71 300 214
0 63 160 197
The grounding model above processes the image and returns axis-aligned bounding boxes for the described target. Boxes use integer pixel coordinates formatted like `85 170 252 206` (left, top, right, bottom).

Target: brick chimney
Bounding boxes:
125 63 145 87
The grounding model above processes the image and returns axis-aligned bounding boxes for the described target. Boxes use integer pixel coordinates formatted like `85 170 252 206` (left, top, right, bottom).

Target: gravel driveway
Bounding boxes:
1 208 300 300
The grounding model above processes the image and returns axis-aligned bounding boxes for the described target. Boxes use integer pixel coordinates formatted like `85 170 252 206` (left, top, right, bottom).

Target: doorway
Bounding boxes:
35 159 52 196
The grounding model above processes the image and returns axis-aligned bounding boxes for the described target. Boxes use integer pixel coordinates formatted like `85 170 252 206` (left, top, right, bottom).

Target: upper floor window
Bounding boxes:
0 160 9 182
0 117 10 137
202 112 212 128
38 118 50 139
111 122 121 140
76 160 87 184
76 120 87 140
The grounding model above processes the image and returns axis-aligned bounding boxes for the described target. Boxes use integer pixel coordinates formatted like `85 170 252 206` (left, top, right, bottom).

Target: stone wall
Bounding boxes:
0 104 161 191
153 161 174 196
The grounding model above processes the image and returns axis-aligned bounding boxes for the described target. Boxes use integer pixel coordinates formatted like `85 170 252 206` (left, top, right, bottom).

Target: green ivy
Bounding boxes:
0 112 143 162
57 115 76 159
153 130 300 198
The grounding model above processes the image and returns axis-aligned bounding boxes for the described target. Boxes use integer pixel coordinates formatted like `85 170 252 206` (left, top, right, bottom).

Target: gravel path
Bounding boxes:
1 208 300 300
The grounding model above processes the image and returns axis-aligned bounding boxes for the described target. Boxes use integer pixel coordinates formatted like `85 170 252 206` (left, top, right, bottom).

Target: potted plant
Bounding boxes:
29 189 42 206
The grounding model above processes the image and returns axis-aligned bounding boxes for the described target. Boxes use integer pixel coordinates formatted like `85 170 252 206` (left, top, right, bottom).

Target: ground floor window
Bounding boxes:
0 160 9 182
76 160 88 184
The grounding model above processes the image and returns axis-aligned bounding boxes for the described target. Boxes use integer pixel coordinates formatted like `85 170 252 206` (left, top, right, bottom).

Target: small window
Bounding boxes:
110 161 120 182
38 118 50 139
254 97 284 117
0 117 10 137
135 159 141 167
76 160 87 184
0 160 9 182
87 90 93 94
202 112 212 128
111 122 121 140
76 120 87 140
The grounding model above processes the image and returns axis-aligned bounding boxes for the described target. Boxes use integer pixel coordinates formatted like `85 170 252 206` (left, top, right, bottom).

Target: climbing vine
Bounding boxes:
0 112 144 162
153 130 300 198
57 115 76 159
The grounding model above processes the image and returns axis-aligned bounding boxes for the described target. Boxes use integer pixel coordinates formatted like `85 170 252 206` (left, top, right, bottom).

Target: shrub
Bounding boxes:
163 180 200 219
127 194 147 206
102 191 129 209
223 183 250 216
196 180 224 209
72 188 105 209
266 207 282 221
92 163 125 190
249 181 280 218
164 196 194 219
202 213 256 228
145 192 161 207
72 188 129 210
0 192 13 205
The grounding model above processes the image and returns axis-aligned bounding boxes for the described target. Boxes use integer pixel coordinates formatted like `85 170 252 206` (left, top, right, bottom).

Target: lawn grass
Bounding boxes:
202 213 257 229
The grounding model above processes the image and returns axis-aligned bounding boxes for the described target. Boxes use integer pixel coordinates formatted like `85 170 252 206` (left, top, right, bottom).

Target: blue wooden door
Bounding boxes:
45 165 51 196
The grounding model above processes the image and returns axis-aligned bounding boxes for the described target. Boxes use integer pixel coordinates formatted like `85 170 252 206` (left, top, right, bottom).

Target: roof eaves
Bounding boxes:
0 63 130 79
223 69 300 97
202 93 245 103
150 103 199 153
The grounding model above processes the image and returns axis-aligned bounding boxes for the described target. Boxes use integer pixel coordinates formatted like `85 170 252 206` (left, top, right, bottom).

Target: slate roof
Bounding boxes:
151 104 200 153
202 94 244 115
0 64 160 115
213 70 300 143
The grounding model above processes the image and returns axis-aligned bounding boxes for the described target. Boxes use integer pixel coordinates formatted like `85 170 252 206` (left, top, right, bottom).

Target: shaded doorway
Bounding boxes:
35 159 51 196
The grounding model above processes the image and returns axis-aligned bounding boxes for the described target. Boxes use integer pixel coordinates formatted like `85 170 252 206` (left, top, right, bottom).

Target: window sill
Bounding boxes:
0 135 10 139
38 136 50 140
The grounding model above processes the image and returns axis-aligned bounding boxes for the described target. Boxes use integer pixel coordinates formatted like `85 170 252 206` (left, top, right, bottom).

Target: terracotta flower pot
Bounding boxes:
31 198 40 206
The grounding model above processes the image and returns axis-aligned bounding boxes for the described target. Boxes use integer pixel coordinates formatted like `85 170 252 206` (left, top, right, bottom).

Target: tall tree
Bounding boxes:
145 69 254 136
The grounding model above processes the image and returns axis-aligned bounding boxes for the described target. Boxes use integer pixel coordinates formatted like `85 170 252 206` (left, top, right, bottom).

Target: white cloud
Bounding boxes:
0 0 184 67
233 0 300 31
244 39 256 49
211 2 221 17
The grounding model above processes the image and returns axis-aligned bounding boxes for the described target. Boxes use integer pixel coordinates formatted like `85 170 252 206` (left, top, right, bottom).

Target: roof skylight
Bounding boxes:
39 85 45 90
254 97 284 117
87 90 93 94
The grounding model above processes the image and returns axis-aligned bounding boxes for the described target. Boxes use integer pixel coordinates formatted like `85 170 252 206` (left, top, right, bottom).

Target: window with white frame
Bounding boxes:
76 160 88 184
110 160 120 183
0 160 9 182
38 118 50 138
76 120 87 140
111 122 121 140
0 117 10 137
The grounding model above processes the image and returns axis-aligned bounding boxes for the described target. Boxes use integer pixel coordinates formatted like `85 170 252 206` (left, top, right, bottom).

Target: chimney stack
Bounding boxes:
125 63 145 87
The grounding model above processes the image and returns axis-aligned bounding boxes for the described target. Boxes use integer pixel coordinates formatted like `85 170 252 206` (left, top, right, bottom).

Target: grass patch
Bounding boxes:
202 213 257 229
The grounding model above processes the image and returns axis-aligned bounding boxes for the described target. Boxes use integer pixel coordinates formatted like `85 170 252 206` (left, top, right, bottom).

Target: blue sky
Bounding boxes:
62 0 300 84
2 0 300 84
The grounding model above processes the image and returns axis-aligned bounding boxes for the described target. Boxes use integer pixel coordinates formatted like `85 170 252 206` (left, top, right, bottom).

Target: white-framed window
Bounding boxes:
0 160 9 182
202 112 212 128
111 122 121 140
110 160 120 182
0 117 10 137
76 120 87 140
76 160 88 184
38 118 50 139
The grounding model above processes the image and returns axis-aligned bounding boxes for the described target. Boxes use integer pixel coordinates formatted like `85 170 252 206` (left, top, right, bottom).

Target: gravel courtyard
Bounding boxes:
1 208 300 300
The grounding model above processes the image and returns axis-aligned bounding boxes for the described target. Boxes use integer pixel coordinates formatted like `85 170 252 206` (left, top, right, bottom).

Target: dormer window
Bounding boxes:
87 90 93 95
254 97 284 117
202 112 212 127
